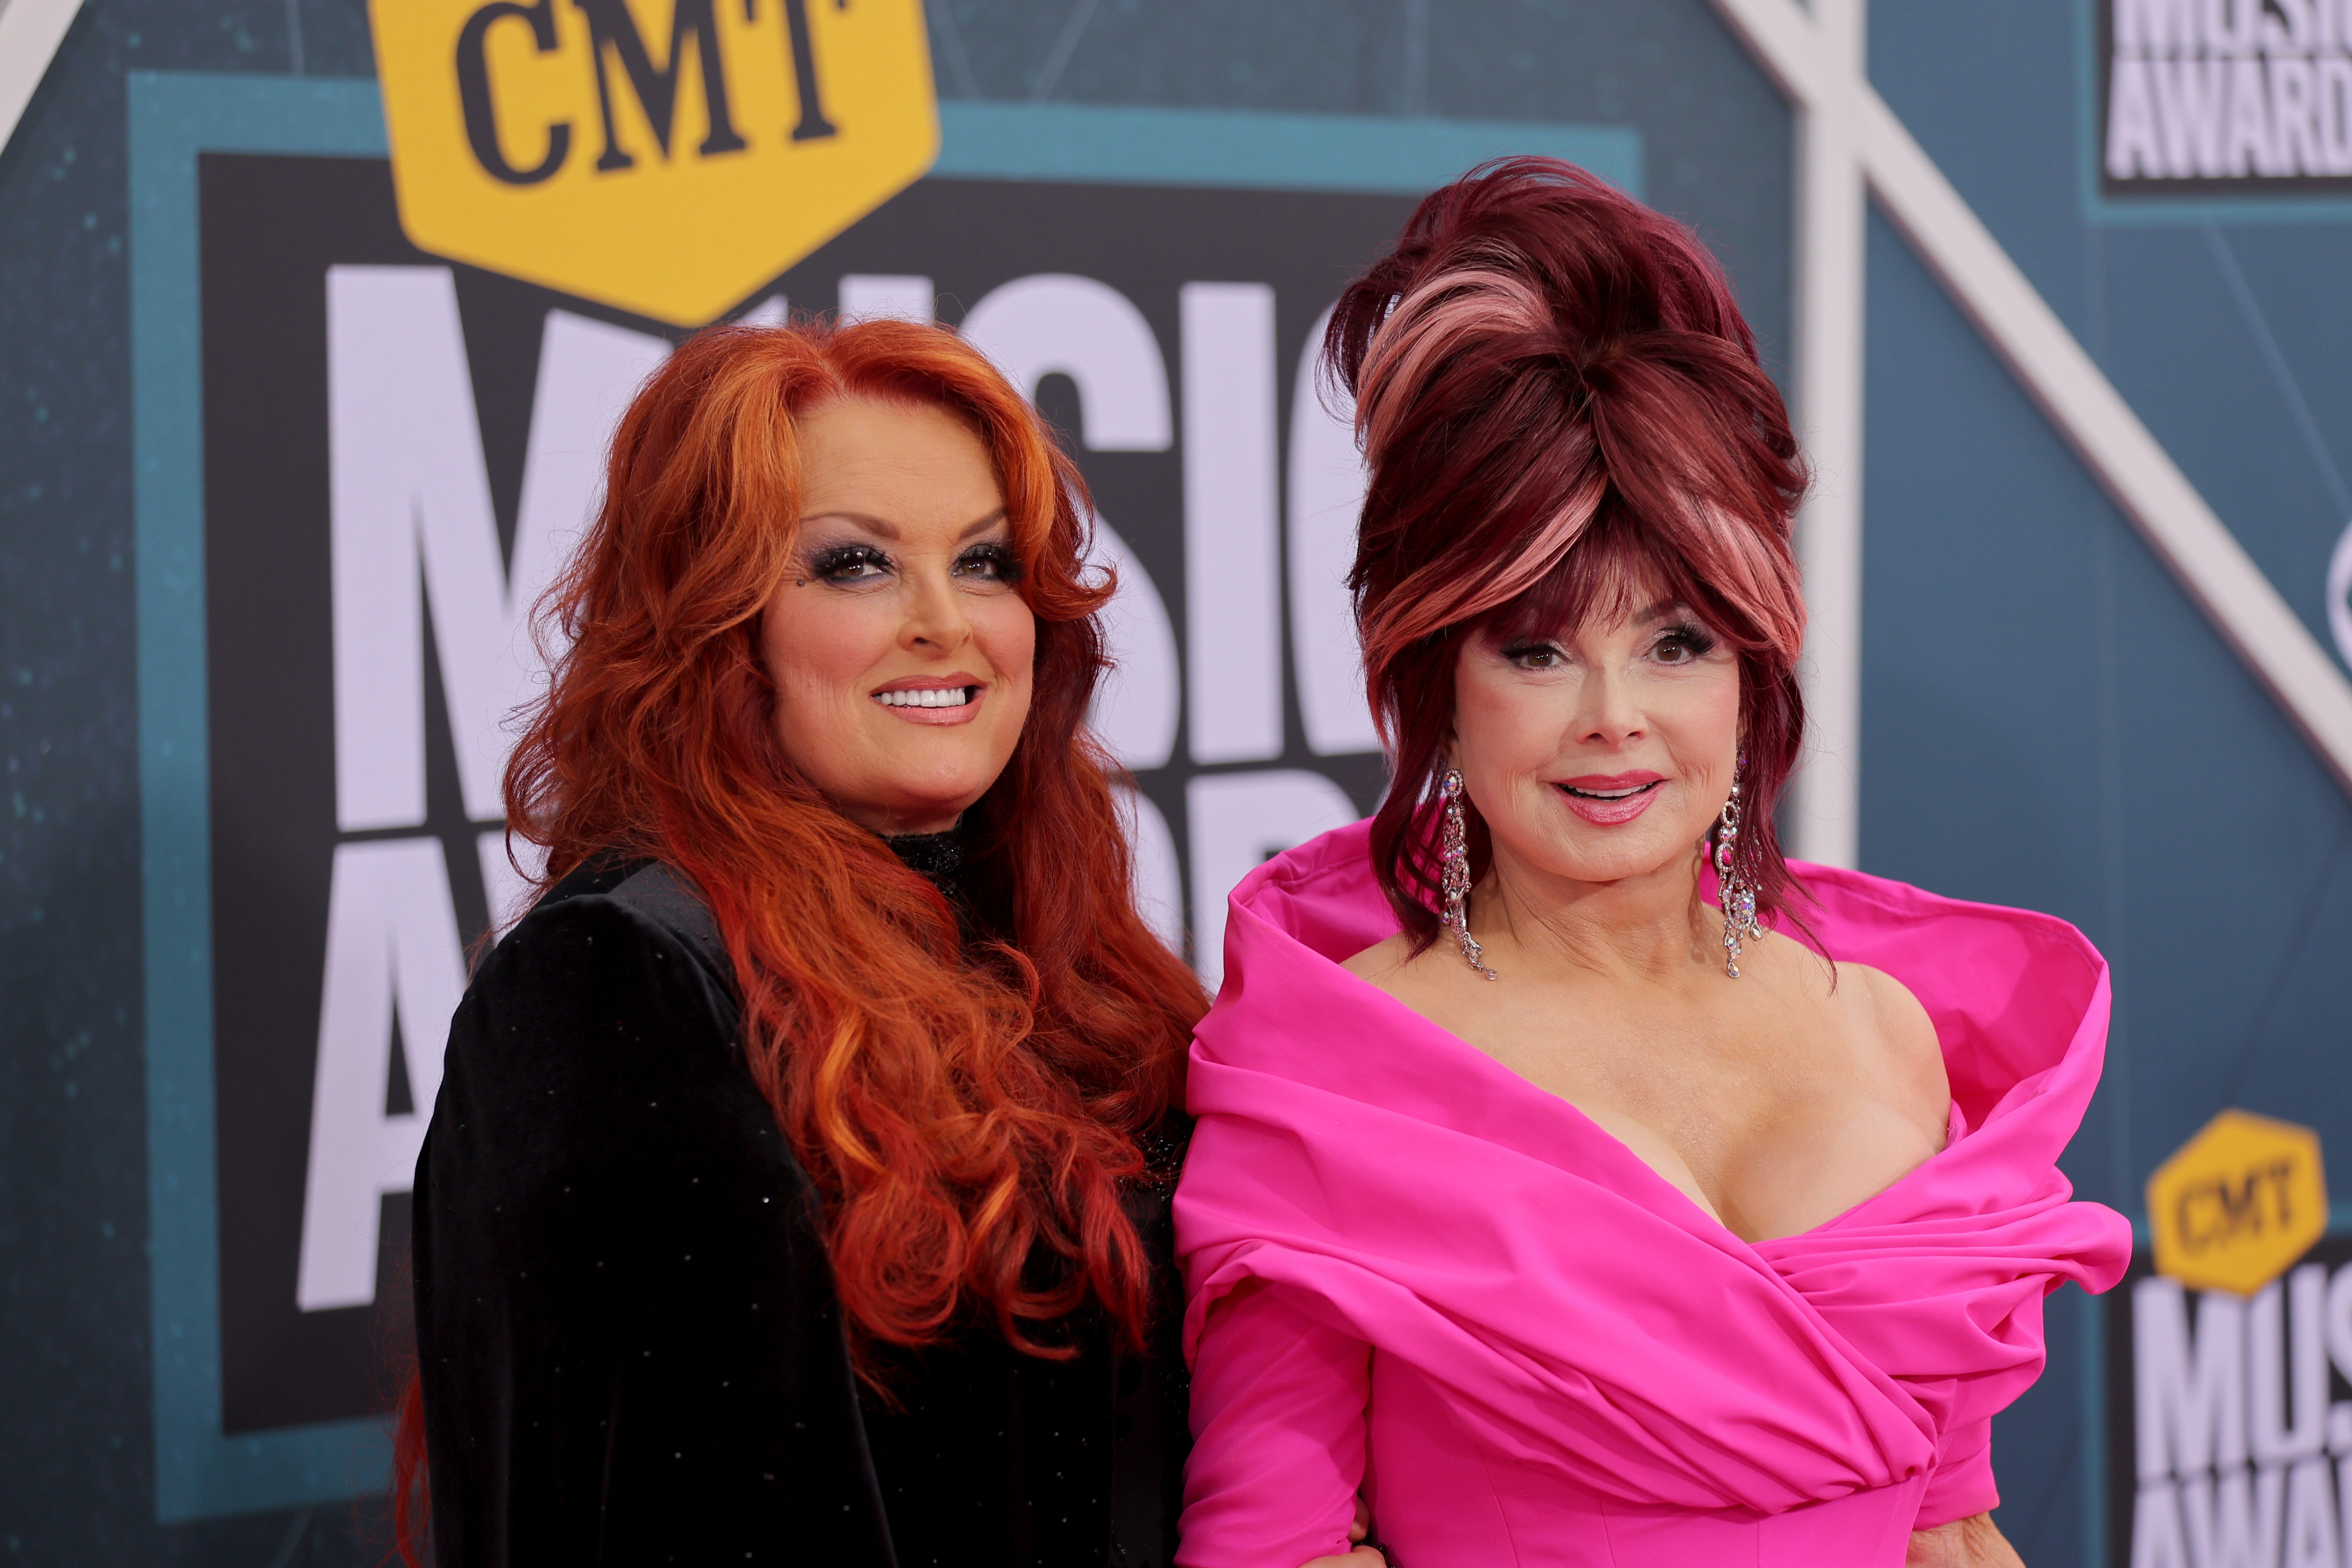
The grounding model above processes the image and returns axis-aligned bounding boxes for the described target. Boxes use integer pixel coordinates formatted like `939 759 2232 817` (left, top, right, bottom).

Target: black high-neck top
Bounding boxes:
413 854 1191 1568
880 826 964 885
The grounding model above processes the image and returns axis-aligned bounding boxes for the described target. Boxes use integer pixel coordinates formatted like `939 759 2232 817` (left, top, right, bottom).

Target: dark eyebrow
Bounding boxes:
795 508 1009 543
1632 599 1690 624
797 510 903 540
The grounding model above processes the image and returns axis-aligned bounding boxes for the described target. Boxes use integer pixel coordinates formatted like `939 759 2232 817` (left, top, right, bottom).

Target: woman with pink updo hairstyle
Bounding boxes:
1171 159 2130 1568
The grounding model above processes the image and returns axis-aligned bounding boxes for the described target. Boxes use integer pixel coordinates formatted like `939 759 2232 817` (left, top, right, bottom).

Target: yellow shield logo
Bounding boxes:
370 0 939 325
2146 1109 2328 1296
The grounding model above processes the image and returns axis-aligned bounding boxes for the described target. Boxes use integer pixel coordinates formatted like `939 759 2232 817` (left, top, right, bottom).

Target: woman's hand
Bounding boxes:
1297 1496 1387 1568
1907 1512 2025 1567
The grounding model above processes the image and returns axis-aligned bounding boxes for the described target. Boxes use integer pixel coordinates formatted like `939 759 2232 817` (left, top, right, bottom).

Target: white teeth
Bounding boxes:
874 686 975 708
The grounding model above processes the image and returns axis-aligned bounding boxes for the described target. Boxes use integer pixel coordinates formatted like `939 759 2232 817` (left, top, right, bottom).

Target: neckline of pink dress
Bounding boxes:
1175 818 2134 1521
1307 918 1973 1252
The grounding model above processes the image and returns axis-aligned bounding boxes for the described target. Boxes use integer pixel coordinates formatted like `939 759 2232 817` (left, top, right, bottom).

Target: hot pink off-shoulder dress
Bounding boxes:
1174 821 2131 1568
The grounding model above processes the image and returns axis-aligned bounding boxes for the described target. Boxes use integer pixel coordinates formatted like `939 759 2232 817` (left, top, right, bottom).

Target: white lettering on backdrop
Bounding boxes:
301 269 666 1310
1288 304 1381 755
327 267 668 827
2129 1266 2352 1568
295 839 465 1311
2106 0 2352 182
1181 280 1285 765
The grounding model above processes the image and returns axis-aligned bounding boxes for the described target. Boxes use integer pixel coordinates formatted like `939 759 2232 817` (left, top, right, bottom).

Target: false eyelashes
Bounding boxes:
1497 619 1719 670
799 540 1024 587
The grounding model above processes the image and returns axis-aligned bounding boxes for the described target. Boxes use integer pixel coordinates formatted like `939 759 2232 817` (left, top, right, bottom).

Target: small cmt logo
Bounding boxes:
2147 1108 2328 1296
370 0 938 324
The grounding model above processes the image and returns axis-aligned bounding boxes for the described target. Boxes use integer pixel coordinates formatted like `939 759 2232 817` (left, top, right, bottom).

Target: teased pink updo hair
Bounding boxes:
1326 156 1811 946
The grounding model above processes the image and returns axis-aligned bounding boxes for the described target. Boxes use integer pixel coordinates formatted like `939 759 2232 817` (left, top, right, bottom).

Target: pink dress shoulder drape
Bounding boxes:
1173 821 2131 1568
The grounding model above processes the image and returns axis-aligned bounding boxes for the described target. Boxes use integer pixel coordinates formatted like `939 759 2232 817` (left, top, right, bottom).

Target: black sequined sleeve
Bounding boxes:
413 891 895 1568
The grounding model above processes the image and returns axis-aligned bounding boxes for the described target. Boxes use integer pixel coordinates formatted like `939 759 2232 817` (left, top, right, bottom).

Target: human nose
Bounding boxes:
898 560 973 653
1570 661 1644 747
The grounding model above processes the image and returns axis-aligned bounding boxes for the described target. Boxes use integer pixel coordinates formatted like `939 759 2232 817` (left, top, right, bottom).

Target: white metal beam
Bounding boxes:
0 0 85 159
1783 0 1868 868
1713 0 2352 802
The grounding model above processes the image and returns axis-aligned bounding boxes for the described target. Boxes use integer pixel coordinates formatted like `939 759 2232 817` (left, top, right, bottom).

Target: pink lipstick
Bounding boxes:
1553 771 1664 826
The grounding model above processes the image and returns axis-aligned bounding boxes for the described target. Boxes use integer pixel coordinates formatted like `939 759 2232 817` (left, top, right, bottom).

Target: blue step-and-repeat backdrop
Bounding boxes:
3 2 2350 1563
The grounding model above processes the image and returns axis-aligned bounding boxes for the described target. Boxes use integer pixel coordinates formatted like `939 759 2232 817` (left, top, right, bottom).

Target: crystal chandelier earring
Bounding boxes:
1713 751 1765 978
1439 768 1497 980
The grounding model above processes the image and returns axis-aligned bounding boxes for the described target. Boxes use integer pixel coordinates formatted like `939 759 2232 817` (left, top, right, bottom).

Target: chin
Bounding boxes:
873 780 987 824
1548 826 1695 883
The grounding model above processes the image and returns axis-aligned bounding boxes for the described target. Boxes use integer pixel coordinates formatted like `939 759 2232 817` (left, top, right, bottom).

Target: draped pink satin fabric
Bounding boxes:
1174 821 2131 1568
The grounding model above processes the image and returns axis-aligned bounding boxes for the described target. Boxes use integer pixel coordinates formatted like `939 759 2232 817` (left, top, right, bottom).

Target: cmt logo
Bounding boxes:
454 0 843 183
2148 1110 2328 1297
369 0 938 322
2174 1163 2313 1254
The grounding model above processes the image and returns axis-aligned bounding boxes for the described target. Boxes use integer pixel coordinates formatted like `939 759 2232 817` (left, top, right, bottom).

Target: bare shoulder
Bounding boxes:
1340 931 1419 991
1840 960 1951 1125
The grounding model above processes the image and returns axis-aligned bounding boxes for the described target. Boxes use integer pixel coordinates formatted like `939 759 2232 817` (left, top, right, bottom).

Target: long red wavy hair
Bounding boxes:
394 316 1205 1557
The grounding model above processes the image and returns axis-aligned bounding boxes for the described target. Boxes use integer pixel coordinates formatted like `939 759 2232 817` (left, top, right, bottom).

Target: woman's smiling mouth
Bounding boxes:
873 686 978 708
871 678 985 725
1553 773 1665 826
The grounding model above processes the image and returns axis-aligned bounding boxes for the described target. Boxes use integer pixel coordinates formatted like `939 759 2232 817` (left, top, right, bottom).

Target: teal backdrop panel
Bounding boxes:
1870 4 2352 1564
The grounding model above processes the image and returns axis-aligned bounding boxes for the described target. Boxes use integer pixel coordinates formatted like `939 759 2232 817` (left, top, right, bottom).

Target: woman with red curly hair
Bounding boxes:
1173 160 2131 1568
405 317 1205 1566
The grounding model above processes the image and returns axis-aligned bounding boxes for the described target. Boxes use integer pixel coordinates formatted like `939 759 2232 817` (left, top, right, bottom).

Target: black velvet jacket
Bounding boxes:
414 852 1191 1568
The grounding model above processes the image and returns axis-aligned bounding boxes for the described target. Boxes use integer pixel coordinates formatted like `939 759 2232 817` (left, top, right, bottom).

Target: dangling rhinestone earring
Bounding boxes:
1714 751 1765 978
1439 768 1497 980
